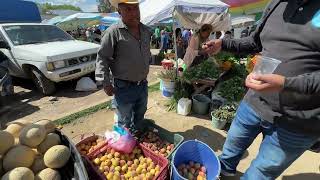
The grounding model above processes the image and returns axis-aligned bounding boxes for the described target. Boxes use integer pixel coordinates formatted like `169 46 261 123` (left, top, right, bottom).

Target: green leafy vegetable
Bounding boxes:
219 76 246 102
182 60 221 83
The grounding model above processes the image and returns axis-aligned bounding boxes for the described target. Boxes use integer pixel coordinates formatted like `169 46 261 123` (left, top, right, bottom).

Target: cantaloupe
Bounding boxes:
3 145 35 171
44 145 70 169
34 120 56 134
19 124 46 148
1 167 34 180
6 119 30 127
0 131 14 155
14 138 20 145
37 133 61 154
5 123 24 137
31 155 46 174
35 168 61 180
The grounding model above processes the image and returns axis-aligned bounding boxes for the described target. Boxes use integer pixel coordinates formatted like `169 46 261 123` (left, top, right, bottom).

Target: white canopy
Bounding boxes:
231 15 255 28
140 0 231 31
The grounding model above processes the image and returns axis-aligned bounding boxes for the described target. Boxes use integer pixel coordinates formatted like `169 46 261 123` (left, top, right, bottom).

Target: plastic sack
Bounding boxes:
75 77 97 91
105 126 136 154
177 98 192 116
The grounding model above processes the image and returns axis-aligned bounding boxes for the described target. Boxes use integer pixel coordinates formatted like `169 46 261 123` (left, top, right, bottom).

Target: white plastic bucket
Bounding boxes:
162 79 175 98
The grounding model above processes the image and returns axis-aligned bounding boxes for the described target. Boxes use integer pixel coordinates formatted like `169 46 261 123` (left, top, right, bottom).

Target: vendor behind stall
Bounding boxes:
183 24 213 68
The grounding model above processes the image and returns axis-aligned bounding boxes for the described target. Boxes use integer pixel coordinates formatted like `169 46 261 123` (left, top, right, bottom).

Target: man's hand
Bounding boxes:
202 39 222 55
246 73 285 92
104 85 114 96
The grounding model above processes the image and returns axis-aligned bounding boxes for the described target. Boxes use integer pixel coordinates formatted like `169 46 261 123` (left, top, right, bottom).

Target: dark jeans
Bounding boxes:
113 79 148 131
219 102 319 179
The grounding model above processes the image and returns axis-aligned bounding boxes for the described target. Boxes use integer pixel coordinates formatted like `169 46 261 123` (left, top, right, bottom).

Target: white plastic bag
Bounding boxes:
177 98 192 116
75 77 97 91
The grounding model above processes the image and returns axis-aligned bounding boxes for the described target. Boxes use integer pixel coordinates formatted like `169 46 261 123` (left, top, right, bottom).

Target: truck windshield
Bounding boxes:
3 25 74 46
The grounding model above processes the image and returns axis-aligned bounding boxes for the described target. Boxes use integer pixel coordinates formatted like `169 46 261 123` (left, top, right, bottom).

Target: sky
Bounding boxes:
28 0 99 12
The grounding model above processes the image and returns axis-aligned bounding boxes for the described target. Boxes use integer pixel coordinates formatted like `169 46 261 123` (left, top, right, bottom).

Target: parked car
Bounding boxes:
0 23 100 95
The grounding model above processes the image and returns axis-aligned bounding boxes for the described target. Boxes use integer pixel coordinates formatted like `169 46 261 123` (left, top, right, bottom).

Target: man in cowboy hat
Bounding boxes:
96 0 152 134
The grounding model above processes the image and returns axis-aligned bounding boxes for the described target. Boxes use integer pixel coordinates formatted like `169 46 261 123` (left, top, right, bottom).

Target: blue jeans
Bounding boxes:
219 102 319 180
114 79 148 130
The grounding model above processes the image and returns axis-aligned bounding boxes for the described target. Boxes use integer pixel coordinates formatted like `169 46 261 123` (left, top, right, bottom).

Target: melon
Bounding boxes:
0 131 15 155
5 123 25 138
35 168 61 180
37 133 61 154
31 155 46 174
1 167 34 180
19 124 46 148
14 138 20 145
3 145 35 171
6 120 30 127
44 145 70 169
34 120 56 134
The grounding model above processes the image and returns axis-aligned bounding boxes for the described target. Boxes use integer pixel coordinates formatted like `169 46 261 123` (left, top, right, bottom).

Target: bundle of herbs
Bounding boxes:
157 69 176 81
219 76 246 102
182 60 221 83
212 103 238 123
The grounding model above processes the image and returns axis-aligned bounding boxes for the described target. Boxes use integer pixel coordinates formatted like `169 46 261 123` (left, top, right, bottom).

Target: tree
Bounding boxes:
37 3 82 14
96 0 115 13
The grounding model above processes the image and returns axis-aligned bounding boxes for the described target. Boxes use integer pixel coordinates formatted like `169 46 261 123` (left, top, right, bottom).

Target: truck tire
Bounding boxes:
30 68 56 95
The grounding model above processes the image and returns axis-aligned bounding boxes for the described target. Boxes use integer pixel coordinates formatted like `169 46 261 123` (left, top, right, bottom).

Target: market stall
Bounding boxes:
56 13 104 31
140 0 231 31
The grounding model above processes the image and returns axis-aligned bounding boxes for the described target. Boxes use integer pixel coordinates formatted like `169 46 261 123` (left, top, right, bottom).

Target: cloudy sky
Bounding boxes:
29 0 99 12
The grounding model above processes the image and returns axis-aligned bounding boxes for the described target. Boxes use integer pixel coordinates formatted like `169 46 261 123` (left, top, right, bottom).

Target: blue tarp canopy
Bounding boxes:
42 16 66 25
100 12 120 26
0 0 41 23
59 13 103 23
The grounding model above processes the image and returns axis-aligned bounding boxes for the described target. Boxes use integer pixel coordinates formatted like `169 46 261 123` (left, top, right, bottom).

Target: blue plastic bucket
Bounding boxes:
171 140 221 180
162 79 175 98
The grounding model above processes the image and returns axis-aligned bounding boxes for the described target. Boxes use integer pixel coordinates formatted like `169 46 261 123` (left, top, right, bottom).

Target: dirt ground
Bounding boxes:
0 65 162 127
62 92 320 180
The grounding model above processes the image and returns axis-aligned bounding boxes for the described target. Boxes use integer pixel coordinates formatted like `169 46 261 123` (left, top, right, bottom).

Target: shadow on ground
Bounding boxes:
143 119 249 159
282 173 320 180
220 172 244 180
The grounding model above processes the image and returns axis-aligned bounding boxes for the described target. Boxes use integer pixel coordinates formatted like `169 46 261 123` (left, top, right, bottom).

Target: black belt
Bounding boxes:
115 78 147 85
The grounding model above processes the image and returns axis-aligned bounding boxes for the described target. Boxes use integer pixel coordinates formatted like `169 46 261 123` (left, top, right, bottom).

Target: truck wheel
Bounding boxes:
30 68 56 95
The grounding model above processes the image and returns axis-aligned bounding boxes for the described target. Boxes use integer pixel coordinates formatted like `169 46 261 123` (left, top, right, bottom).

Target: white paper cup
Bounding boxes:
252 56 281 75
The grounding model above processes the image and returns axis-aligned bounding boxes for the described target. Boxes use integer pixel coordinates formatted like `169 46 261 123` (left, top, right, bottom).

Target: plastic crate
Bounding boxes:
86 143 169 180
138 120 184 160
75 134 108 157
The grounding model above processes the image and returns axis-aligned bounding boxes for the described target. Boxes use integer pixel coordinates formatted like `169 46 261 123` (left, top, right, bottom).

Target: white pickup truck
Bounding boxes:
0 23 100 95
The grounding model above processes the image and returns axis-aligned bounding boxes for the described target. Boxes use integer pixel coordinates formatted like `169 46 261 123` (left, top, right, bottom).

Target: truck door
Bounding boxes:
0 32 24 77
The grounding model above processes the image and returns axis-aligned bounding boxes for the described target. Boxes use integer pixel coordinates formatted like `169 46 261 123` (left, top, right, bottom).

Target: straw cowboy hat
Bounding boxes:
109 0 139 8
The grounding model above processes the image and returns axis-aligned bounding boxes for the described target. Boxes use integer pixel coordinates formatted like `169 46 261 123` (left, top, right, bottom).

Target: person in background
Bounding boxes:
215 31 222 39
175 28 185 59
224 31 232 39
183 24 213 68
203 0 320 179
154 26 160 48
160 29 168 53
240 26 249 38
249 25 257 36
85 28 92 42
93 28 102 44
96 0 151 134
182 29 191 49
